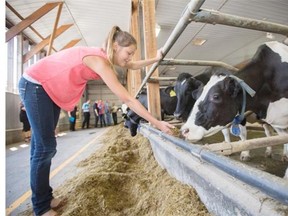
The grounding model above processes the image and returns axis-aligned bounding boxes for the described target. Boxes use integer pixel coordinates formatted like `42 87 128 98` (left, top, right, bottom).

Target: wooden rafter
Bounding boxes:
6 2 61 42
60 39 81 50
23 24 73 63
47 2 63 55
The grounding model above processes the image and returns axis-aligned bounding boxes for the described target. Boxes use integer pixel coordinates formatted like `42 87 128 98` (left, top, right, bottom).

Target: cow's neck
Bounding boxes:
235 60 268 117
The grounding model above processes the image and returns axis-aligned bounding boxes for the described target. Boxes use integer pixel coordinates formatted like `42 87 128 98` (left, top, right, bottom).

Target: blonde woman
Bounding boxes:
18 26 174 216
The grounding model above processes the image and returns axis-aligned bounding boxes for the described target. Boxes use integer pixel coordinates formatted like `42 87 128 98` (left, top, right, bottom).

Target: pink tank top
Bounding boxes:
25 47 107 111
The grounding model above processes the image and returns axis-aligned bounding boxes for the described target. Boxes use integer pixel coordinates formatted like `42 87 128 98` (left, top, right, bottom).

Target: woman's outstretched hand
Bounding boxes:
156 121 175 135
156 48 164 61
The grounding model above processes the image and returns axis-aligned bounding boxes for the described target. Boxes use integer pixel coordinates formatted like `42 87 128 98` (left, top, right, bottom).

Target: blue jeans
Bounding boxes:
19 77 60 216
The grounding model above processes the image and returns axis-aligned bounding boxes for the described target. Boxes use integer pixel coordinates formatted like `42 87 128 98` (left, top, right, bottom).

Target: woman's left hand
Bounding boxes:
156 48 164 61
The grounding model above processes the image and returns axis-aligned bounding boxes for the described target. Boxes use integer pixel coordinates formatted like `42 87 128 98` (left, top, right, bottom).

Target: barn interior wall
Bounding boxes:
87 81 124 125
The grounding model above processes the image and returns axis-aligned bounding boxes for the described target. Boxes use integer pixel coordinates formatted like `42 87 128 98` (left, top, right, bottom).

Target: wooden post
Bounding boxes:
128 0 142 96
142 0 161 120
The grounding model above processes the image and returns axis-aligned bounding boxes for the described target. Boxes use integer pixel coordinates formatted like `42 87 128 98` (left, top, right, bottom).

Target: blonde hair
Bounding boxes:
104 26 137 66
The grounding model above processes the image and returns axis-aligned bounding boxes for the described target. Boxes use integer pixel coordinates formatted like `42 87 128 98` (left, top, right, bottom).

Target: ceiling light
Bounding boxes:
191 38 206 46
155 23 161 37
266 32 274 39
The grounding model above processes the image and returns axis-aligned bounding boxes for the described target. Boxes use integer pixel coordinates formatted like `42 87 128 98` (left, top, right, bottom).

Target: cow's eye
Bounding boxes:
210 93 221 102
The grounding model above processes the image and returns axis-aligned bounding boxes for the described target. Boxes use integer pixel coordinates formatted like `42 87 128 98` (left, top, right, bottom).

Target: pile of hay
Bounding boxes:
55 124 210 216
19 124 209 215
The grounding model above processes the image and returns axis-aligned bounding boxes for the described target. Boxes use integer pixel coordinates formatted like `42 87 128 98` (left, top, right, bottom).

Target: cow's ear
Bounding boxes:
192 87 203 100
226 77 241 98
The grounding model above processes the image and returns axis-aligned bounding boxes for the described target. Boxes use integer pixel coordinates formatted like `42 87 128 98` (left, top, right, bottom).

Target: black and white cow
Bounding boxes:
124 86 177 136
181 41 288 167
173 72 204 121
174 69 248 144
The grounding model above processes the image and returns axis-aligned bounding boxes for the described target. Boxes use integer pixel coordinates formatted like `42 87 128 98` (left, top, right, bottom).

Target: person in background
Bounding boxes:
18 25 174 216
68 106 77 131
81 99 91 129
111 102 119 125
93 100 99 128
104 100 112 126
19 102 31 142
97 99 106 127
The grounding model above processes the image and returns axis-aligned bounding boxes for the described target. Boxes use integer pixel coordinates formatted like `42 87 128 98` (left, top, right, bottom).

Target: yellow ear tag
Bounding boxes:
170 90 176 97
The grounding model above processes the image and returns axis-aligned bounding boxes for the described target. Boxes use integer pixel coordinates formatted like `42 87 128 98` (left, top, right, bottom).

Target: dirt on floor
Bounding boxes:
20 124 210 216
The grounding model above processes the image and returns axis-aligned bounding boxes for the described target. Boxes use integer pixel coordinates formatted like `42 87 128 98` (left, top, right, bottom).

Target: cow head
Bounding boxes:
174 73 204 121
181 74 242 141
123 109 141 137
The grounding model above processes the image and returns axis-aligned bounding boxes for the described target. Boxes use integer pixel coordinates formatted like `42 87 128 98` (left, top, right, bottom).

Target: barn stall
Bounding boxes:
136 0 288 215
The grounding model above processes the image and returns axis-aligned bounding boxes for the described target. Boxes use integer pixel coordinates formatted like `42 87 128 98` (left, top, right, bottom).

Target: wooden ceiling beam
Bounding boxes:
23 24 73 63
47 2 63 55
60 39 81 50
6 1 57 52
6 2 61 42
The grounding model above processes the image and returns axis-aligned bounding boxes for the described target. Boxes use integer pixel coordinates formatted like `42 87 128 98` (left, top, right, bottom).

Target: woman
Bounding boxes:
19 102 31 142
68 106 77 131
18 26 174 216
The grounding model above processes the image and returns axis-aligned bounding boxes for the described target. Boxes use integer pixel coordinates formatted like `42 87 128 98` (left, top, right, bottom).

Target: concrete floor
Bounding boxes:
6 126 112 216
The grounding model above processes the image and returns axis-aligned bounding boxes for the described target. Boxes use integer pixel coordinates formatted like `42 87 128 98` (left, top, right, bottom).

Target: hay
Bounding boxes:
54 124 210 216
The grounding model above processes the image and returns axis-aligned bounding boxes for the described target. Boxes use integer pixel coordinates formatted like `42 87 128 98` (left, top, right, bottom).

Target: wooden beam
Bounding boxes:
23 24 73 63
60 39 81 50
47 2 63 55
47 2 63 56
6 2 58 53
127 0 142 96
142 0 161 120
6 2 60 42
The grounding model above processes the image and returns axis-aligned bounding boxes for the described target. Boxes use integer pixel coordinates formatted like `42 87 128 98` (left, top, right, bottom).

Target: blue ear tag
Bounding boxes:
230 124 241 136
230 115 242 136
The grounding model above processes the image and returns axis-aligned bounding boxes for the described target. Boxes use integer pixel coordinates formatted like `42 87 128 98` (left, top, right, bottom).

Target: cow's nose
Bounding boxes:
182 128 189 137
174 112 181 119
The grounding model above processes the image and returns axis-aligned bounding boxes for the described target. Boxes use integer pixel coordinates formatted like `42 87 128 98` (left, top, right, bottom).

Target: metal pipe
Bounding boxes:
203 134 288 155
161 59 239 72
139 123 288 205
134 0 206 97
193 9 288 36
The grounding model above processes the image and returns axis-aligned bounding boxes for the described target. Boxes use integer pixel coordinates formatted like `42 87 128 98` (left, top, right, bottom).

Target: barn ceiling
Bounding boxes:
5 0 288 84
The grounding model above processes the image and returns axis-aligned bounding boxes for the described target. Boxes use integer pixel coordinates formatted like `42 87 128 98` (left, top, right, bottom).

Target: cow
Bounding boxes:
181 41 288 172
174 70 248 144
124 86 178 136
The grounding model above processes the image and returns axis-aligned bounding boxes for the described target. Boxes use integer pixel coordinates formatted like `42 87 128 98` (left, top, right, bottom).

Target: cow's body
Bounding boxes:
124 86 177 136
181 41 288 168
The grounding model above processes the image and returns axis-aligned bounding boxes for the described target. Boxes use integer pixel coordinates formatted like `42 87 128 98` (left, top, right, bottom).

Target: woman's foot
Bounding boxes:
41 209 58 216
50 198 61 209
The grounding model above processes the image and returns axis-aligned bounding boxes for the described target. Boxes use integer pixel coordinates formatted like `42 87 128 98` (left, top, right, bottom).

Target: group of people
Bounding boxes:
18 25 174 216
81 99 120 129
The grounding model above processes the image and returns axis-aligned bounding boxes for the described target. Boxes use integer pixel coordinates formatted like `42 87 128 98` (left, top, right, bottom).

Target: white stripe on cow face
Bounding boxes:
181 75 226 141
265 41 288 63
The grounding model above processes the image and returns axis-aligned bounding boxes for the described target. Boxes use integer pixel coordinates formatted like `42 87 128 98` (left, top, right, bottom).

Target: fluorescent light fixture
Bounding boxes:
155 23 161 37
191 38 206 46
266 32 274 39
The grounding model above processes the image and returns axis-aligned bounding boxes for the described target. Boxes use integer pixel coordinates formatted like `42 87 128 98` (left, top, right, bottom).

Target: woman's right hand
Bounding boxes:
156 120 175 135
